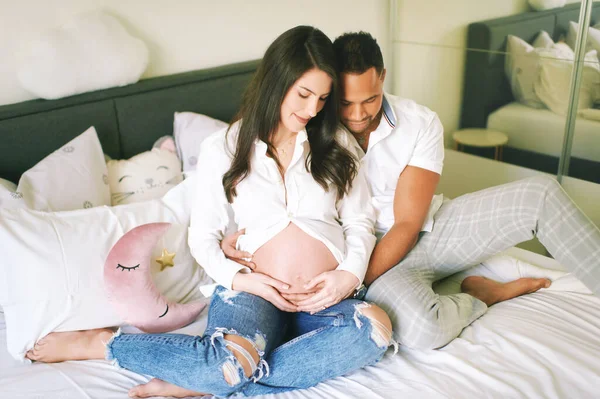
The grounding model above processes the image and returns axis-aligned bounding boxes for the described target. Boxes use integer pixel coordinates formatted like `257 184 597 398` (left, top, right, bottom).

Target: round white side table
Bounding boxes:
452 128 509 161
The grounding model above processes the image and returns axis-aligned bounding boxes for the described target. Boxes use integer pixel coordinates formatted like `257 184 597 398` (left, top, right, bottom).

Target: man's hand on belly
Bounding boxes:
221 229 256 269
287 271 360 314
232 271 298 312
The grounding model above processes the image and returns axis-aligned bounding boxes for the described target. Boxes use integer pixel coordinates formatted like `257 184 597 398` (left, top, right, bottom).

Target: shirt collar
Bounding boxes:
382 92 397 128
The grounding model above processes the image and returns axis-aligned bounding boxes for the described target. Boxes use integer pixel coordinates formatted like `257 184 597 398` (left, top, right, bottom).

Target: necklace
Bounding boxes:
275 135 296 157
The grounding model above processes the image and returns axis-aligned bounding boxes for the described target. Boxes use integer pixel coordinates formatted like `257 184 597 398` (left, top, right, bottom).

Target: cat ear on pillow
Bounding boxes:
153 135 177 154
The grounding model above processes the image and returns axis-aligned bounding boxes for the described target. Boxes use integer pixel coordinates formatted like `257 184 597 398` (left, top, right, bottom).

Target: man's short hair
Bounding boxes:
333 32 384 75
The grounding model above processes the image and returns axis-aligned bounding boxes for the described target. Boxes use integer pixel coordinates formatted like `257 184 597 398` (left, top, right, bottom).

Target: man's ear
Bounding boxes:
380 68 387 84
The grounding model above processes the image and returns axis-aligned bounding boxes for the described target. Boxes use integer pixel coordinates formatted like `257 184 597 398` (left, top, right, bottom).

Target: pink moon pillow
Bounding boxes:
104 222 205 333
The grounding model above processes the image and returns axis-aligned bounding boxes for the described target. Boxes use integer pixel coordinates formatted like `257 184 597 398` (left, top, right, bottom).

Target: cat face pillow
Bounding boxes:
107 140 183 205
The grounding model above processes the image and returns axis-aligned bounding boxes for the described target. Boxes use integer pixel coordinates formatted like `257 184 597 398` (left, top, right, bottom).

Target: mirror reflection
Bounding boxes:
394 1 599 183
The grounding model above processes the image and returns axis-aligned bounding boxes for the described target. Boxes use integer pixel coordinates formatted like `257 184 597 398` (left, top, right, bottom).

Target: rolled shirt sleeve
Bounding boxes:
407 112 444 175
335 137 377 286
188 132 250 290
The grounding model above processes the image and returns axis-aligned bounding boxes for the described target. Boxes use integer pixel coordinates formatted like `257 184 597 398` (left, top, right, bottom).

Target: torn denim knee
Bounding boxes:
210 327 270 384
353 302 399 354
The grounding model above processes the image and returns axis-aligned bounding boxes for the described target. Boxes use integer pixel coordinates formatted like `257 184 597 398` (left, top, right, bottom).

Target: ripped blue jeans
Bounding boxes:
106 286 391 397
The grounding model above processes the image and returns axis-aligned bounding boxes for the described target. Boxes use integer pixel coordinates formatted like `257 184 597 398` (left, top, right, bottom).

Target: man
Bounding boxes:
222 32 600 351
326 31 600 350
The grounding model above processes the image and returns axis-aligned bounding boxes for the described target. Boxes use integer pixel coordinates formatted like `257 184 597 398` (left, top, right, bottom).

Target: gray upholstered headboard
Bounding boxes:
0 60 260 183
460 3 600 129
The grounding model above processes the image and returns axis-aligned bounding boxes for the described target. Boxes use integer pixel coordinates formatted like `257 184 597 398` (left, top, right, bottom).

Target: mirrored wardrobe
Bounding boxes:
393 0 600 184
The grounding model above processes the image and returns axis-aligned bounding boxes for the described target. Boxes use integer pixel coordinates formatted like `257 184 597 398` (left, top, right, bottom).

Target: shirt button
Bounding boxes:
287 211 293 218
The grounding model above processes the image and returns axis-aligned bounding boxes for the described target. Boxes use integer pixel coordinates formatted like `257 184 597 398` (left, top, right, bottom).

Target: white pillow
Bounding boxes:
0 176 209 361
0 179 23 210
566 21 600 62
528 0 566 11
0 178 16 192
534 44 600 115
505 32 555 108
107 148 183 205
173 112 228 172
17 11 148 99
533 30 555 48
12 126 110 211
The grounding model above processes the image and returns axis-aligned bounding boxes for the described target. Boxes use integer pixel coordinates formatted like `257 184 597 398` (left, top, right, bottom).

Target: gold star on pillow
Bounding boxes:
156 248 176 271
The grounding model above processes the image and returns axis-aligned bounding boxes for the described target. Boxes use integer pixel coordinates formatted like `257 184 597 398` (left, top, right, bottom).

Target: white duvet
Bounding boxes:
1 247 599 399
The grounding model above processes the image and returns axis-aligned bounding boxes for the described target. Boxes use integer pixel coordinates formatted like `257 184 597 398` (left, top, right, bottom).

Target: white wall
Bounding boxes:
0 0 390 106
392 0 581 146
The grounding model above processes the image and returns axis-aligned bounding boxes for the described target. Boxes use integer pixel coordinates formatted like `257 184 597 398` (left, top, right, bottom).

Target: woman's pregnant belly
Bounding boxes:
252 223 338 293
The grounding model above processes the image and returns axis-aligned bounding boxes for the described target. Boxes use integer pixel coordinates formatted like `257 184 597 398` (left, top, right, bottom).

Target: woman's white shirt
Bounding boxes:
188 121 376 291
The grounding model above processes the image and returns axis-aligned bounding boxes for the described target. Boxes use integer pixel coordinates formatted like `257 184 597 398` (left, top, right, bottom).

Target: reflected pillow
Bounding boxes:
534 44 600 115
505 32 555 108
566 21 600 63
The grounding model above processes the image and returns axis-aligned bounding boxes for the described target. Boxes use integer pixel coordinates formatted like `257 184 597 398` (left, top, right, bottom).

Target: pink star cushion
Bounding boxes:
104 222 205 333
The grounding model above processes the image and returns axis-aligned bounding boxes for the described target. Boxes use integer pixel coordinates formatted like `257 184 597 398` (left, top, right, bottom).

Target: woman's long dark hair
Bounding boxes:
222 25 357 203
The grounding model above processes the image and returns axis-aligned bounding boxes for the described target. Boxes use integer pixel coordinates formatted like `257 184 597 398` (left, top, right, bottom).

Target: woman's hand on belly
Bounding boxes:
283 270 360 314
232 271 298 312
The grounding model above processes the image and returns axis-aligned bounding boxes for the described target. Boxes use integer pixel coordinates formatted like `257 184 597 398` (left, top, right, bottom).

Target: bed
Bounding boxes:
1 60 599 399
460 3 600 183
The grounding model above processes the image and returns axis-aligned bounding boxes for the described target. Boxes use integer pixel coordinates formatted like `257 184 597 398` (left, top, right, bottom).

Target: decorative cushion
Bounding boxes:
5 126 110 211
173 112 228 172
505 32 555 108
16 11 148 99
534 44 600 115
104 222 205 333
0 176 209 361
528 0 566 11
107 144 183 206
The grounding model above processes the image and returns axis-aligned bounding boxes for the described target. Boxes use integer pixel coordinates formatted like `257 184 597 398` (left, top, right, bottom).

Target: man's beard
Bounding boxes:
344 118 372 135
344 109 383 136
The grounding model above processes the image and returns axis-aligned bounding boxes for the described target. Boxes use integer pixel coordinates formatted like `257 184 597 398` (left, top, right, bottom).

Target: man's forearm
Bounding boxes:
364 222 420 285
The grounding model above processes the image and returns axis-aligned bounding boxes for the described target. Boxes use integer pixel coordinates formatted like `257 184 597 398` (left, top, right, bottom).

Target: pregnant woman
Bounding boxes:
27 26 393 398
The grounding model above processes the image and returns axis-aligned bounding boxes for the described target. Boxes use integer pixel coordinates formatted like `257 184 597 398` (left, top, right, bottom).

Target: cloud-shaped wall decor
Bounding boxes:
17 11 149 99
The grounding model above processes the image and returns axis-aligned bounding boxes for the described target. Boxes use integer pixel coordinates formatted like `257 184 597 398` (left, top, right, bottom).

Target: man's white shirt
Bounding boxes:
188 121 376 292
342 92 445 238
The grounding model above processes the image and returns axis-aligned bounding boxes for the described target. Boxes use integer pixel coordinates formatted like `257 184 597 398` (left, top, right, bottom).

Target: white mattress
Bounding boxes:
1 247 599 399
487 102 600 162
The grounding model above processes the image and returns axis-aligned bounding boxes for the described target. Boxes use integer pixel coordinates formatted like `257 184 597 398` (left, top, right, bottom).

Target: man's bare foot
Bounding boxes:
461 276 551 306
129 378 206 398
25 328 114 363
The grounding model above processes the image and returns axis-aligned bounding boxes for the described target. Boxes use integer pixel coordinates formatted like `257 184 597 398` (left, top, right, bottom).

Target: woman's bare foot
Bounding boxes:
461 276 551 306
25 328 114 363
129 378 206 398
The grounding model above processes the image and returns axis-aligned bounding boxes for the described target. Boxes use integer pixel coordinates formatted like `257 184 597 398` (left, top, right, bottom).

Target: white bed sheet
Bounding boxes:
487 102 600 162
1 247 599 399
